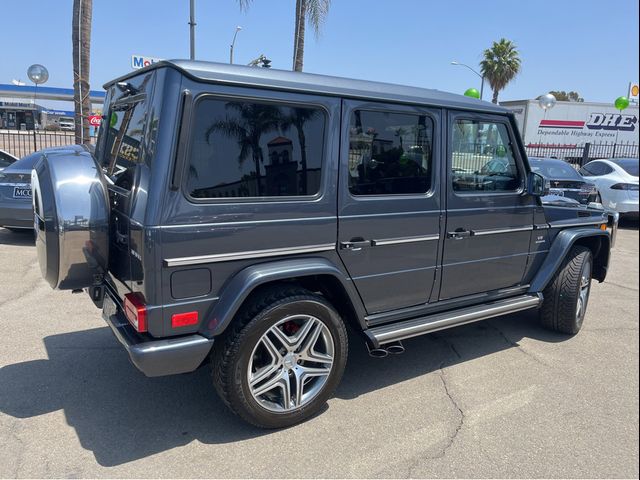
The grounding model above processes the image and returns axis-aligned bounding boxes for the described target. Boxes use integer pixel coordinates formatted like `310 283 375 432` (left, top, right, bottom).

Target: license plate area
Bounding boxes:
13 186 32 199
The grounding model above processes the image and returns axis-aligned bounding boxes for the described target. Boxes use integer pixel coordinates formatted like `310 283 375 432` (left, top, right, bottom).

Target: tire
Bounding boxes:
540 245 593 334
211 286 348 428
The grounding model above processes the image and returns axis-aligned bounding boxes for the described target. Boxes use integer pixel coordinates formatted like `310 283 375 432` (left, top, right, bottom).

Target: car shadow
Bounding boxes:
618 216 639 230
0 227 34 246
0 309 569 467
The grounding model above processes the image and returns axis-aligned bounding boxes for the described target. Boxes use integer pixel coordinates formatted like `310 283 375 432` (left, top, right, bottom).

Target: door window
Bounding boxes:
451 119 521 192
348 110 433 195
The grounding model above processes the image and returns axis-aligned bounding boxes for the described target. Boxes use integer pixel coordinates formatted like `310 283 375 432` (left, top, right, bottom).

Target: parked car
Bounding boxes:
579 158 639 217
529 157 599 205
31 60 617 428
0 151 44 230
0 149 18 171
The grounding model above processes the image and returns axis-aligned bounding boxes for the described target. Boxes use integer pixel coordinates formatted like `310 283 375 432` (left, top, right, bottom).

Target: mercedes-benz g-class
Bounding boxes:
32 61 618 428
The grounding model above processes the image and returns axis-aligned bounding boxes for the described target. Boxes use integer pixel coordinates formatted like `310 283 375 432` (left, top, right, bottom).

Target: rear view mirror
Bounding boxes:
528 172 549 196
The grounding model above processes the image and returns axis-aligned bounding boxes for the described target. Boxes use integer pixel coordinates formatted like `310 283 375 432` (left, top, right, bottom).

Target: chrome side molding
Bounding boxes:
164 243 336 267
371 234 440 246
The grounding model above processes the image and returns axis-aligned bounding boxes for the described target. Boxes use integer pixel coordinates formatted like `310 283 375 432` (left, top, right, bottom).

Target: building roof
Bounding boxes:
105 59 508 114
268 136 293 146
0 83 105 103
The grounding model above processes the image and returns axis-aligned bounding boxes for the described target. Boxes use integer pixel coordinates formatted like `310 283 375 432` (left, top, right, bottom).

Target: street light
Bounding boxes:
229 26 242 64
27 64 48 148
451 61 484 101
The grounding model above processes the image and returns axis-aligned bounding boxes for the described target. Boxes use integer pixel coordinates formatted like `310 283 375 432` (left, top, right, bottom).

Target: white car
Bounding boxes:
0 149 18 171
579 158 639 217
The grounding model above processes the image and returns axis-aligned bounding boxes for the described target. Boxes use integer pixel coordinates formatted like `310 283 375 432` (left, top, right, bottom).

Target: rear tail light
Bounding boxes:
610 183 639 191
124 292 147 332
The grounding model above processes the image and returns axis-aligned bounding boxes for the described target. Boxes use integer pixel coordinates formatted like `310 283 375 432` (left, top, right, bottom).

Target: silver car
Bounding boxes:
0 152 41 230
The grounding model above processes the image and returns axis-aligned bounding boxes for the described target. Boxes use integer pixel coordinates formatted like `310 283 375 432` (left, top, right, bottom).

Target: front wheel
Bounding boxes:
211 287 348 428
540 245 593 334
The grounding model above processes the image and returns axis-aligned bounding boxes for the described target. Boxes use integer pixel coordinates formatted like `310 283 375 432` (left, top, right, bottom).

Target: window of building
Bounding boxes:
451 119 521 192
348 110 433 195
187 98 326 199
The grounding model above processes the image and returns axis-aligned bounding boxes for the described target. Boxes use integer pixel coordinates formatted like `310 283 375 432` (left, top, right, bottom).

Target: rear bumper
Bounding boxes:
0 202 33 229
103 296 214 377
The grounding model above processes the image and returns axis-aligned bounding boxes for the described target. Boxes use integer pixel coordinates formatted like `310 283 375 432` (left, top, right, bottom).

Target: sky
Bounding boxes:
1 0 639 108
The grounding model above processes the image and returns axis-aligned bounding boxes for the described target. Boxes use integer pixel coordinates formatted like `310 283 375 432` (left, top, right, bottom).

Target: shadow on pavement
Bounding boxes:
0 227 34 246
0 307 571 467
618 215 639 230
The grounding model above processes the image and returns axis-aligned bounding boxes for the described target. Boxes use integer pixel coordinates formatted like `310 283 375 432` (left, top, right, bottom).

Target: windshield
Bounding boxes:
611 158 639 177
529 159 582 180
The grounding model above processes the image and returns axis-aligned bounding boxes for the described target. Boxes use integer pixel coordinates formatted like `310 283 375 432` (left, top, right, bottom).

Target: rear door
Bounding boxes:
440 111 535 300
337 100 443 314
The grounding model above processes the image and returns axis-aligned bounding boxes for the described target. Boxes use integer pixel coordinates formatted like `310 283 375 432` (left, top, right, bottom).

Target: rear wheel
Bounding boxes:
211 287 348 428
540 245 593 334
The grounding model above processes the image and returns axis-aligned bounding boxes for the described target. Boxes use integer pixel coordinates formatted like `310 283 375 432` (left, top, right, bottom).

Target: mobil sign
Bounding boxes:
131 54 163 70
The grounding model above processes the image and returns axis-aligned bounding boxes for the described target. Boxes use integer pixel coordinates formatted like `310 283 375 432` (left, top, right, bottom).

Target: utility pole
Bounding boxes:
189 0 196 60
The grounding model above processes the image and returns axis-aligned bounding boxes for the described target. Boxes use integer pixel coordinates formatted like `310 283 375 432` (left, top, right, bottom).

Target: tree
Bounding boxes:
280 107 321 193
205 102 282 196
549 90 584 102
239 0 331 72
479 38 521 104
72 0 93 145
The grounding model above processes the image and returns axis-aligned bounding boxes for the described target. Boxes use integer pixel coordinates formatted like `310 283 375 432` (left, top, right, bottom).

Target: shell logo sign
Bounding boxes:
629 82 639 102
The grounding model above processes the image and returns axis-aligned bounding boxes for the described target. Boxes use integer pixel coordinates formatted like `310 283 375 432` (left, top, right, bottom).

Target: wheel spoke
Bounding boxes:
250 362 280 388
261 335 283 363
269 324 296 351
252 370 285 398
300 364 331 378
293 368 305 407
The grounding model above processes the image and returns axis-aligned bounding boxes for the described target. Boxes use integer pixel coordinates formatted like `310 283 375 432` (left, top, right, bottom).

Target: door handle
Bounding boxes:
340 238 371 251
447 229 473 240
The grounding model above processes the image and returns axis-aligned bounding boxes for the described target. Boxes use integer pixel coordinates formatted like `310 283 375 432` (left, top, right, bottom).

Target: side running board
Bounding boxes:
366 294 542 348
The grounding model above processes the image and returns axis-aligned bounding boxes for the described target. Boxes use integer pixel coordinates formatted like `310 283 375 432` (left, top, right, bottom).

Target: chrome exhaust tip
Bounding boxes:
366 343 388 358
384 341 405 355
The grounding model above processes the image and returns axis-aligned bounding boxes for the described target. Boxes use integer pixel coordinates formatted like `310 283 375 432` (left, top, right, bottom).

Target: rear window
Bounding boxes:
530 160 582 180
100 72 155 190
186 97 326 199
612 158 639 176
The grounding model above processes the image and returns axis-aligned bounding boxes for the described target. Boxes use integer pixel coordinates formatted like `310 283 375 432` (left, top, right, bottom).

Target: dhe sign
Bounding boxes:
586 113 637 131
131 55 163 70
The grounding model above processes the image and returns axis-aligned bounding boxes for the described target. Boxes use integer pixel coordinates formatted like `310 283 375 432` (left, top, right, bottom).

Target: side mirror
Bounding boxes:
528 172 549 196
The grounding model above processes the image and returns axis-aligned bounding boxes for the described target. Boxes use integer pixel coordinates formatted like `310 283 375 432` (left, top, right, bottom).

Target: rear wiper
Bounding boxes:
116 81 139 96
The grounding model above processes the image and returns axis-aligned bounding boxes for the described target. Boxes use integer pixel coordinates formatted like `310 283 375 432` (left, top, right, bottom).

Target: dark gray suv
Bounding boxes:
32 61 618 428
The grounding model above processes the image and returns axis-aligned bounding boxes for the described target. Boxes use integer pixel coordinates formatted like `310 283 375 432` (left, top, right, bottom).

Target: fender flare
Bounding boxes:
199 257 366 337
529 228 611 293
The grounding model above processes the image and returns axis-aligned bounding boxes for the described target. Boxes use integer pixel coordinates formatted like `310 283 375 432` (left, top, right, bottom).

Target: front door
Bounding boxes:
338 100 443 314
440 111 535 300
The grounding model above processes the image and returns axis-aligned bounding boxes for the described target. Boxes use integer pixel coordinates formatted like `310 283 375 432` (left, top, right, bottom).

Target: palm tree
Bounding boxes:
72 0 93 145
280 107 321 193
238 0 331 72
206 102 282 196
480 38 521 104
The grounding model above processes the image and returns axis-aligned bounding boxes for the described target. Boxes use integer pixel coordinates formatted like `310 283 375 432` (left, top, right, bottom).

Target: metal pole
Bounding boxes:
230 27 241 64
480 76 484 101
33 83 38 152
189 0 196 60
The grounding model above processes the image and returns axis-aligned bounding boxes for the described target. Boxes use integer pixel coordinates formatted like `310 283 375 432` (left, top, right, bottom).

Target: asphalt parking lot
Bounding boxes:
0 223 638 478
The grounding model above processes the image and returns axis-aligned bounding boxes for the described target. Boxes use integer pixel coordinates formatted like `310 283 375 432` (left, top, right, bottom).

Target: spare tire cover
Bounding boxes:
32 145 109 290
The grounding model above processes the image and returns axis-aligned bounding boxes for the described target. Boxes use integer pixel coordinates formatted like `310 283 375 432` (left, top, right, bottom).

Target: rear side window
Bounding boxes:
348 110 433 195
186 98 326 199
451 119 520 192
580 162 612 176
